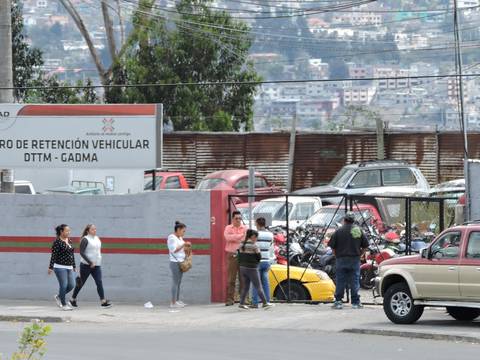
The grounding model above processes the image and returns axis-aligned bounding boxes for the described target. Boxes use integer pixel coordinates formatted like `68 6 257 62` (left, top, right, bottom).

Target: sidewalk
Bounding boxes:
0 300 479 343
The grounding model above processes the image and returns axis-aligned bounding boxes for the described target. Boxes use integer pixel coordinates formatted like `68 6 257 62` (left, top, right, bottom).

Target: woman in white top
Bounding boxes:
168 221 190 309
69 224 112 308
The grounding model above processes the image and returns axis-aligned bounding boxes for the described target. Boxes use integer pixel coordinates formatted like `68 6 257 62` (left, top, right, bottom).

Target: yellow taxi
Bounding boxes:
269 264 335 302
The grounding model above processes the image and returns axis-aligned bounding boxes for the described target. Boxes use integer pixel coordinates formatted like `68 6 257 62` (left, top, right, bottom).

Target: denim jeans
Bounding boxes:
252 262 271 305
334 257 361 305
53 268 76 306
72 263 105 300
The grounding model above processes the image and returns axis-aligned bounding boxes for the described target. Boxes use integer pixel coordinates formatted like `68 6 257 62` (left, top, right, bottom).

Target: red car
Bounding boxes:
195 170 283 196
144 171 190 190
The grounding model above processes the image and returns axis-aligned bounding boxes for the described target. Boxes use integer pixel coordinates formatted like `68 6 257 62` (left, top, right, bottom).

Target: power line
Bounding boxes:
4 72 480 90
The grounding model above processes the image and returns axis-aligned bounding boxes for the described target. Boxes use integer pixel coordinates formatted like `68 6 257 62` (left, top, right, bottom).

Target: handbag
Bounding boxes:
171 244 192 273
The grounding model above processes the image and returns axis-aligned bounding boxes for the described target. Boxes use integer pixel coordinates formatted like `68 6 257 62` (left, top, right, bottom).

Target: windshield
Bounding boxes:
196 178 227 190
254 201 292 221
330 168 354 188
309 208 346 227
144 176 164 191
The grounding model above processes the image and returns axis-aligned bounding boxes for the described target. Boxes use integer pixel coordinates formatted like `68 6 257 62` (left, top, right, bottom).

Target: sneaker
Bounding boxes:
62 304 73 311
238 304 250 310
176 301 187 307
69 299 78 308
352 303 364 309
332 301 343 310
170 303 183 309
249 304 259 309
54 295 62 308
262 303 274 310
101 301 112 308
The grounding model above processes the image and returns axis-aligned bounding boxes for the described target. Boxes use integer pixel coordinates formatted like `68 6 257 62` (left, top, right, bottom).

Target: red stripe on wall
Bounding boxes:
0 247 211 255
17 104 156 116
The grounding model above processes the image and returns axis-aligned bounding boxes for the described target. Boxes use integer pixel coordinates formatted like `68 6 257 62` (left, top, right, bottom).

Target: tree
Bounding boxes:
106 0 260 131
11 0 98 104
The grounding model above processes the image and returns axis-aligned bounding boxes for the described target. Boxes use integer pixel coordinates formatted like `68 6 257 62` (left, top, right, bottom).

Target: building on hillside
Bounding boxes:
342 85 377 106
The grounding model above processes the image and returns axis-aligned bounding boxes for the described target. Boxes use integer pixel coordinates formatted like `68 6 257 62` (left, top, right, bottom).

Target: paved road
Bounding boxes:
0 322 478 360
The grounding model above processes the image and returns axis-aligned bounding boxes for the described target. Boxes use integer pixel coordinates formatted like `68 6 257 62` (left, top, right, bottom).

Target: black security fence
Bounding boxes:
228 193 457 304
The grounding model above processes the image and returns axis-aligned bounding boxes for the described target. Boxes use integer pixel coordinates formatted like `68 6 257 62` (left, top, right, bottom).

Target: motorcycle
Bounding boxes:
360 237 398 290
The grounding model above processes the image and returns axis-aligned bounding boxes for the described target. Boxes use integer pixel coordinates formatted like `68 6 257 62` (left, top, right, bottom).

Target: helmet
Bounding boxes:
344 211 355 222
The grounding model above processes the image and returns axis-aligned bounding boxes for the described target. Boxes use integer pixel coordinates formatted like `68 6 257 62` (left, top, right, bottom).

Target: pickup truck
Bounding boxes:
375 222 480 324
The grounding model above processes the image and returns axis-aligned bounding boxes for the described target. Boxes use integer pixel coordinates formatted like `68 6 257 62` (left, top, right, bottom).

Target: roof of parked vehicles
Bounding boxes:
203 170 265 181
260 196 321 204
346 160 412 169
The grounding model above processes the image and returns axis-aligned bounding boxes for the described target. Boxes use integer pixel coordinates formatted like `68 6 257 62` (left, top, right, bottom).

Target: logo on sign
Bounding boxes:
102 118 115 133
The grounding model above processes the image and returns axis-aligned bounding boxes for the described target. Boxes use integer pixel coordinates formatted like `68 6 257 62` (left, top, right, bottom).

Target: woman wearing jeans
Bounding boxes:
168 221 191 310
69 224 112 308
48 224 76 311
238 229 273 310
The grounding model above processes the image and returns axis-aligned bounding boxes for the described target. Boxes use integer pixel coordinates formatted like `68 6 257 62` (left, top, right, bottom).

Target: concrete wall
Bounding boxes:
0 191 212 304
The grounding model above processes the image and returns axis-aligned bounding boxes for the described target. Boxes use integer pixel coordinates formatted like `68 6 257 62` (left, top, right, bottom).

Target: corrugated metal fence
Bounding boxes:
163 131 477 190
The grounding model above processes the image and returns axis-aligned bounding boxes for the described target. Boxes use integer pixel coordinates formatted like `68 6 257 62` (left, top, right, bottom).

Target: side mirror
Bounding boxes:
421 247 429 259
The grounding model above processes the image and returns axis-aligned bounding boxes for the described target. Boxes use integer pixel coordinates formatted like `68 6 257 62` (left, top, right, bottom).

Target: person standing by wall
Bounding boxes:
168 221 190 309
48 224 76 311
224 211 247 306
238 229 273 310
251 217 275 308
69 224 112 308
329 212 369 310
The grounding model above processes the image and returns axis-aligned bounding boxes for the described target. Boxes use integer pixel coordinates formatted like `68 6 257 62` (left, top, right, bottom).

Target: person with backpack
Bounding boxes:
69 224 112 308
237 229 274 310
329 212 369 310
48 224 76 311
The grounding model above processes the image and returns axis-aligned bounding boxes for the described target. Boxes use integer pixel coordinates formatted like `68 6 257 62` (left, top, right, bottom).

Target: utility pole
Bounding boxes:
287 112 297 193
453 0 469 220
0 0 15 193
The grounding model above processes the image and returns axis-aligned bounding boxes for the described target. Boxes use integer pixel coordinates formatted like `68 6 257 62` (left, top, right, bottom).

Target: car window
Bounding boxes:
255 177 268 188
234 178 249 190
165 176 181 189
382 168 417 186
196 178 227 190
331 168 355 188
15 185 32 194
144 176 163 191
349 170 381 189
430 232 462 259
291 203 315 221
466 232 480 259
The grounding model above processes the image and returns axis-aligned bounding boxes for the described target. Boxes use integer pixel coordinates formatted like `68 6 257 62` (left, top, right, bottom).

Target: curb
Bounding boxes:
0 315 66 323
342 328 480 344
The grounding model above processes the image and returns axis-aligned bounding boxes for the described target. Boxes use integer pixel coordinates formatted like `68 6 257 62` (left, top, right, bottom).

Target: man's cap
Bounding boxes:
344 212 355 222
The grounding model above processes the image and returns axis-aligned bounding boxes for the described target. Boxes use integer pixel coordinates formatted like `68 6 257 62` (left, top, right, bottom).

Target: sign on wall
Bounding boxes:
0 104 162 169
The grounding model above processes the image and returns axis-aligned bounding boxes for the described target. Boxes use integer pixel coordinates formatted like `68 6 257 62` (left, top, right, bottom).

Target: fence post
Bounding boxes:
286 194 290 302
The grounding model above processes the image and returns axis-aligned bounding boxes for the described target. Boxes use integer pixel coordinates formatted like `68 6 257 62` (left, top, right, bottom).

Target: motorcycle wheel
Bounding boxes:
360 268 375 290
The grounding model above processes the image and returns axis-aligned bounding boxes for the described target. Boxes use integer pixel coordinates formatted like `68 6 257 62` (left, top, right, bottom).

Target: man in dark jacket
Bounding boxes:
329 212 369 309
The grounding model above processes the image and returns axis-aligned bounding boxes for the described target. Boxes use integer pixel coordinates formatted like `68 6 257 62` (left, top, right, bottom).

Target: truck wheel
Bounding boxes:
447 307 480 321
383 283 424 324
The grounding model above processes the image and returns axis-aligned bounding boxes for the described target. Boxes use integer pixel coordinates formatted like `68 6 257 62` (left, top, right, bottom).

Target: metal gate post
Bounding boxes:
286 194 290 302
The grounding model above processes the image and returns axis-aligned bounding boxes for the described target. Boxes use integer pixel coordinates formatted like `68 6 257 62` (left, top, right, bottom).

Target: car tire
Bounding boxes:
360 268 375 290
383 282 424 324
274 281 311 302
446 307 480 321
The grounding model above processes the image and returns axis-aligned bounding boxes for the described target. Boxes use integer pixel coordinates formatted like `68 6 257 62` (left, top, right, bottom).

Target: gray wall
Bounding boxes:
0 191 212 304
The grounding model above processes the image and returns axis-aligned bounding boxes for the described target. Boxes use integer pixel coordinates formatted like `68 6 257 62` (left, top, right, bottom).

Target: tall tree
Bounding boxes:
107 0 260 131
11 0 98 104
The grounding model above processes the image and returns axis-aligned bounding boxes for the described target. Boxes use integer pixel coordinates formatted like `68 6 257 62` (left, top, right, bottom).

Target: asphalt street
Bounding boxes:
0 322 479 360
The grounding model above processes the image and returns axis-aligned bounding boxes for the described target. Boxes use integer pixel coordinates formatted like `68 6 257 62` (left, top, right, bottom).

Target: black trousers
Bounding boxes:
72 263 105 300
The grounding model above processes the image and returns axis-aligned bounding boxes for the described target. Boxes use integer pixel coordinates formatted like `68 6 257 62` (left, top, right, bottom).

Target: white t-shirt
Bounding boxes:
168 234 185 262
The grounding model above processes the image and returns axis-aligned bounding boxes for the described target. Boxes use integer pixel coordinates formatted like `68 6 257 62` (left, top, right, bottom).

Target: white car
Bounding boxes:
253 196 322 229
14 180 36 194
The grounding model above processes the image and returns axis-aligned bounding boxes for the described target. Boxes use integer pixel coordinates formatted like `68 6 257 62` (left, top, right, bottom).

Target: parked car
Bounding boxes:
234 201 260 222
44 181 105 195
196 170 283 196
144 171 190 191
294 160 430 204
304 203 385 233
375 222 480 324
430 178 465 199
14 180 36 194
253 196 322 229
269 264 335 302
